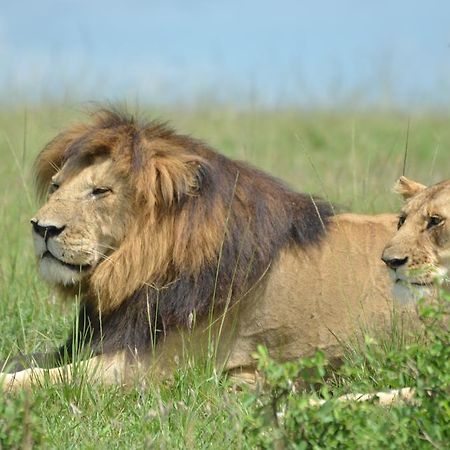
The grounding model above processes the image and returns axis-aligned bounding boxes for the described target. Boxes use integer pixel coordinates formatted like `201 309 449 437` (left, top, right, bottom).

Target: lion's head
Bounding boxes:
382 176 450 289
32 109 332 339
32 158 130 286
33 112 206 295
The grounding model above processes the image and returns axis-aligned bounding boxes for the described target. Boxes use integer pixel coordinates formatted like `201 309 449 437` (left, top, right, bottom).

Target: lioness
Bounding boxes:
0 111 420 390
382 176 450 294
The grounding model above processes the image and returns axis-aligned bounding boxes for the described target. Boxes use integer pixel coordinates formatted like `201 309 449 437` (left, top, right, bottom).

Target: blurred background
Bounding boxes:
0 0 449 219
2 0 450 109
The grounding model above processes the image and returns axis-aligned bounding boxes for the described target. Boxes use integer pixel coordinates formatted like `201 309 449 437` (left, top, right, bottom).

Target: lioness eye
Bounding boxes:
397 215 406 229
427 215 444 229
49 181 59 193
92 187 112 196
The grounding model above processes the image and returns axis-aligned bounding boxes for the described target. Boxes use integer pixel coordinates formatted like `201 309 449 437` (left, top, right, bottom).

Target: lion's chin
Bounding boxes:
391 281 435 305
39 254 90 286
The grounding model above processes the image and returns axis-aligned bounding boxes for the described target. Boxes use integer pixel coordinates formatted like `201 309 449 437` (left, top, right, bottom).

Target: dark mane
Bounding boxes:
34 109 334 357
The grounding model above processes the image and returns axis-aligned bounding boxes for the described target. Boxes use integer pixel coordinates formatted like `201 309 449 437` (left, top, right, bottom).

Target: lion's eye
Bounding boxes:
49 182 59 194
92 187 112 197
397 215 406 229
427 215 444 229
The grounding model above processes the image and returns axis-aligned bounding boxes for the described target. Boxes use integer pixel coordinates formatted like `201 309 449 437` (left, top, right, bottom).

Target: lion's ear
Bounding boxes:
137 152 209 208
393 176 427 200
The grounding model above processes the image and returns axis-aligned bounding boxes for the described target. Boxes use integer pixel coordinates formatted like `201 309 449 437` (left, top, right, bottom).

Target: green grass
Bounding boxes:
0 103 449 448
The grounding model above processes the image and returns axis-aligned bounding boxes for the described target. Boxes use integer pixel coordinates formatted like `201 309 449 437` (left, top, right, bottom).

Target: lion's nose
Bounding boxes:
381 254 408 270
31 219 66 240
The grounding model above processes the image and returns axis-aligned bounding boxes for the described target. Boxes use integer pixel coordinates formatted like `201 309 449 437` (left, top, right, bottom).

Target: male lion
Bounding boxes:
1 110 419 390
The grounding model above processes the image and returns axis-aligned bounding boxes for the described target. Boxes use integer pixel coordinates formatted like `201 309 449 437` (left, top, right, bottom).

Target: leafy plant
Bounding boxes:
244 292 449 449
0 391 43 449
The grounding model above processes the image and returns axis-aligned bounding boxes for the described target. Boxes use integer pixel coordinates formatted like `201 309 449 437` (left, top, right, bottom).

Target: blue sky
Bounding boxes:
1 0 450 107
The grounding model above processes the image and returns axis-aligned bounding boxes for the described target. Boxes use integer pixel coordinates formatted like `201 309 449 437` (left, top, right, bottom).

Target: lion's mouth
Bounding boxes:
409 281 432 287
42 251 91 272
395 278 433 287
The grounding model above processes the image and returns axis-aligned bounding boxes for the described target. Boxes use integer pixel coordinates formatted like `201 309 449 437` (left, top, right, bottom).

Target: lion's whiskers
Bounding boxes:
83 249 115 264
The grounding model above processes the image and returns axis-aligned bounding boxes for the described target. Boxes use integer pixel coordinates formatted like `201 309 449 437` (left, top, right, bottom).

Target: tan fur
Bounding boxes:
145 213 420 379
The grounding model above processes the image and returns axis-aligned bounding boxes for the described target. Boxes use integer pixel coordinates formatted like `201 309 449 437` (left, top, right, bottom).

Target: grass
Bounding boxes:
0 103 449 448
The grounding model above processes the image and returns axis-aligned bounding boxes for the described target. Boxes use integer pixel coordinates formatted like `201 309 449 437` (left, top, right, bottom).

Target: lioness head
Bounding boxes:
381 176 450 289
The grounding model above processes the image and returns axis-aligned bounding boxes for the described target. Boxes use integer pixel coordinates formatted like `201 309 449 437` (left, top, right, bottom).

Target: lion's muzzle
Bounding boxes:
31 218 66 241
381 253 408 270
31 216 96 286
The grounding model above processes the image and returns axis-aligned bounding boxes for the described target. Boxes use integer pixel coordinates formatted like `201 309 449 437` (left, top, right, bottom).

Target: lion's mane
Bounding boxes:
34 109 333 355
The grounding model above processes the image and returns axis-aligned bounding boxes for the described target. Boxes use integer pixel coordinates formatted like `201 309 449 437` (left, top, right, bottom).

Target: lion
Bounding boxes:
0 110 421 391
382 176 450 294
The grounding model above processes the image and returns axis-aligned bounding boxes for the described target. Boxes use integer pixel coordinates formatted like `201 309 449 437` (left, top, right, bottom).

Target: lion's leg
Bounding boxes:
0 349 68 373
1 352 140 392
226 368 258 387
307 387 417 407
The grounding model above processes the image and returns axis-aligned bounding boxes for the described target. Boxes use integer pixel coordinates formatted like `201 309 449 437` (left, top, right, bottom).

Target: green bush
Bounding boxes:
244 292 449 449
0 391 43 449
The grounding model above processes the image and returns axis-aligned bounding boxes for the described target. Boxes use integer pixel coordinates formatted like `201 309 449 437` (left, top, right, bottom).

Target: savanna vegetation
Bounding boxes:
0 104 448 448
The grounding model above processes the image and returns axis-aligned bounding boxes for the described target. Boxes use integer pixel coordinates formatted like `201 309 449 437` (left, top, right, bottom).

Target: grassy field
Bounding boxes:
0 104 449 448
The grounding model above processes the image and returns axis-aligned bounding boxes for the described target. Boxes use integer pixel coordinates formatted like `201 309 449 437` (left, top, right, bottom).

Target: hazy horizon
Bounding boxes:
1 1 450 108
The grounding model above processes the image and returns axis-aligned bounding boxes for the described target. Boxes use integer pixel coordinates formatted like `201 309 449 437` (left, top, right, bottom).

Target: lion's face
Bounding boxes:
382 177 450 289
32 157 131 286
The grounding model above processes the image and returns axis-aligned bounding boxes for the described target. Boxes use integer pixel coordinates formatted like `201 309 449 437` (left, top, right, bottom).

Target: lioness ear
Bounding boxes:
393 176 427 200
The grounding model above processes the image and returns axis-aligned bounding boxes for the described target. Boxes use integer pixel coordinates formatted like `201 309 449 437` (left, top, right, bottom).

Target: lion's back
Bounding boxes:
217 213 419 372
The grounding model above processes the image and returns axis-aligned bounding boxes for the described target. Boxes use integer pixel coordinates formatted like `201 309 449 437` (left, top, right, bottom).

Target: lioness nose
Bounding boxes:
31 219 65 240
381 255 408 270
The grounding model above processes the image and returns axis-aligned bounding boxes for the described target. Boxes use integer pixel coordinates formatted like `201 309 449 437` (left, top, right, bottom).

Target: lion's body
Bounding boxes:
0 111 421 390
143 213 419 382
2 212 421 390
